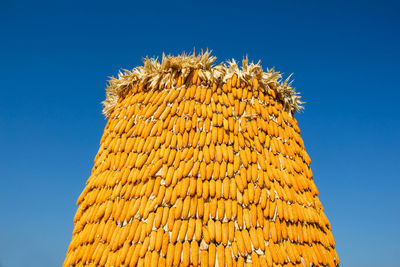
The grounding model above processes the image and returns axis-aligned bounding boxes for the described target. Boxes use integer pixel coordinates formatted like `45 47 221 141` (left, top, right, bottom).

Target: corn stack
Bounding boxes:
63 51 339 267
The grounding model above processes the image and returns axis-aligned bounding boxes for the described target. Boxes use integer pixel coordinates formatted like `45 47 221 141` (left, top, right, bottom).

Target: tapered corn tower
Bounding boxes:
64 51 339 267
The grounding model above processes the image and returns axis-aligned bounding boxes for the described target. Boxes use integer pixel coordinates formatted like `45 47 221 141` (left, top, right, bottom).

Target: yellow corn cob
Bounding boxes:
171 220 182 243
161 232 169 256
179 219 188 242
197 197 204 219
215 180 222 199
203 202 210 223
155 228 164 252
166 243 174 267
219 161 227 180
217 199 224 220
210 198 217 218
203 225 210 243
235 230 245 256
195 218 202 241
199 250 208 267
144 250 152 266
208 220 215 241
213 162 220 179
220 222 228 245
242 229 252 254
215 220 222 243
251 251 260 267
181 241 190 267
191 240 199 266
208 243 216 266
150 250 159 267
225 246 233 267
217 244 225 267
249 227 259 249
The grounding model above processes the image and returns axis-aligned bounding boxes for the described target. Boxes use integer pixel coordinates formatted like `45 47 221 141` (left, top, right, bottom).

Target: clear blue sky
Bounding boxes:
0 0 399 266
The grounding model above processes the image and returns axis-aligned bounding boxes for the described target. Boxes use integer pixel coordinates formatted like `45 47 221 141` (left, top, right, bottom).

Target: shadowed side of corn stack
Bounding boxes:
63 51 339 267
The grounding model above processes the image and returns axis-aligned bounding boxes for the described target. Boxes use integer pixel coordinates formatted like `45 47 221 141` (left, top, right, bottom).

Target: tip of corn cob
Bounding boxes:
102 50 303 118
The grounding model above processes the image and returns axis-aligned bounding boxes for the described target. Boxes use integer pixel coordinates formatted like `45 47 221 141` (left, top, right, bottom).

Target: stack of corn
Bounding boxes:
63 51 339 267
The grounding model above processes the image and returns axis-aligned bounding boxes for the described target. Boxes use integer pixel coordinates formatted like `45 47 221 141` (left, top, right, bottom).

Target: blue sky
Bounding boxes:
0 0 399 266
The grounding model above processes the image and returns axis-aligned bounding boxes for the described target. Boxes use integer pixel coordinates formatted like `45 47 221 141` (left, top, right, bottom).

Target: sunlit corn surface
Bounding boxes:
64 55 339 267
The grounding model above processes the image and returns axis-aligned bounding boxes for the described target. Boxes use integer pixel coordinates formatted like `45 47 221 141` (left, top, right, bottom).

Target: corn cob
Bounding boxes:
191 240 199 266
